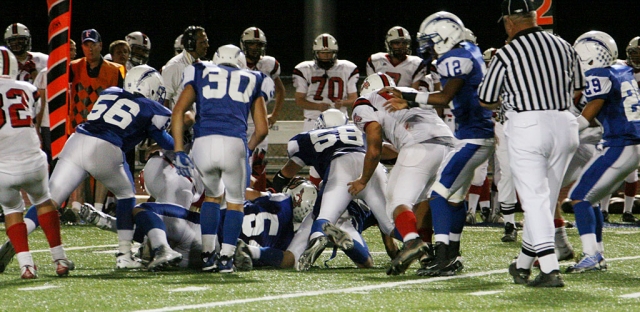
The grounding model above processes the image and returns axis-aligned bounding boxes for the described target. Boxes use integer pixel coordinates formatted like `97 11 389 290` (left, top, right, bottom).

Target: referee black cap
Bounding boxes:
498 0 535 22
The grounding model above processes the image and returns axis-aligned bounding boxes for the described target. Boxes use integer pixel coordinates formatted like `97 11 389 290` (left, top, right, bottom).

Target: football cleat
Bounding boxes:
555 244 575 262
234 240 253 272
147 246 183 272
297 236 328 271
527 270 565 287
489 212 504 224
387 238 427 276
416 242 456 277
501 223 517 242
322 223 354 251
216 255 235 273
0 240 16 273
621 212 639 223
20 264 38 279
116 252 145 269
508 261 531 285
465 212 476 225
565 253 605 274
201 252 218 272
80 203 114 230
55 258 74 277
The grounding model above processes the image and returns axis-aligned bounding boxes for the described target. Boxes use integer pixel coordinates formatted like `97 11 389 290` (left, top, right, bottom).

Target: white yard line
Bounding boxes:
134 255 640 312
470 290 504 296
18 285 59 291
31 244 118 253
620 292 640 299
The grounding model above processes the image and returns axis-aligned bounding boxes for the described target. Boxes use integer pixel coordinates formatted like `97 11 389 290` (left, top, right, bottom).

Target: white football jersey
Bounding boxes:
293 59 359 120
366 53 427 88
352 86 453 151
0 79 42 172
248 55 281 80
17 52 48 83
32 67 49 127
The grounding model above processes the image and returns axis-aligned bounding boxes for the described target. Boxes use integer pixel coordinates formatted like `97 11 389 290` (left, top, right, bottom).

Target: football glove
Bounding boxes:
173 151 194 178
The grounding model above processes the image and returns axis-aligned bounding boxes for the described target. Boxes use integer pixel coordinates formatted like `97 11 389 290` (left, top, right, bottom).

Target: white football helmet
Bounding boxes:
125 31 151 66
313 33 338 70
463 28 477 44
0 46 19 79
360 72 396 96
417 11 465 57
573 31 617 71
124 65 166 103
385 26 411 57
212 44 247 69
483 47 497 64
315 108 348 129
283 177 317 223
174 34 184 55
4 23 31 55
240 27 267 63
626 36 640 70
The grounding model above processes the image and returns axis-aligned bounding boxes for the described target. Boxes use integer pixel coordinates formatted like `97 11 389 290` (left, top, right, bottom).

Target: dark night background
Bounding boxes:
3 0 640 76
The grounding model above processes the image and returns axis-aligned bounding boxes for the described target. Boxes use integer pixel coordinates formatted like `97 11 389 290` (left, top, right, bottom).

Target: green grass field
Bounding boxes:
1 216 640 311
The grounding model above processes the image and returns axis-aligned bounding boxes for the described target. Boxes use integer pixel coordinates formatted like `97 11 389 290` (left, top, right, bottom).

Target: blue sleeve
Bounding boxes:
150 129 175 150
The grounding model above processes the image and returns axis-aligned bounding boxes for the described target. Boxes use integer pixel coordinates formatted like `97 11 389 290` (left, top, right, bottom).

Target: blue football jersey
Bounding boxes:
287 125 366 178
76 87 172 152
182 62 265 141
584 64 640 147
221 193 295 251
437 42 494 140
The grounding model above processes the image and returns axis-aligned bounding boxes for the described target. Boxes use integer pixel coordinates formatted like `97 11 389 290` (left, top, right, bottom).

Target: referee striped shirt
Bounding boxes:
478 27 585 112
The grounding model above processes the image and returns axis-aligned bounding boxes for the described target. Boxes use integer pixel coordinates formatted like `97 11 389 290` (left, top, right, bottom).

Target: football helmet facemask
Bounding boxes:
174 35 184 55
125 31 151 66
240 27 267 64
4 23 31 55
283 177 318 223
573 31 618 71
626 36 640 70
360 72 396 96
124 65 166 103
213 44 247 69
417 11 465 57
313 33 338 70
0 47 19 79
386 26 411 58
315 108 348 129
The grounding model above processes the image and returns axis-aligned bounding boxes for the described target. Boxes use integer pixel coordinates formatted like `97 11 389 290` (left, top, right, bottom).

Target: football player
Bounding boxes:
3 23 48 83
49 65 174 269
350 73 454 275
240 27 286 191
599 36 640 224
171 44 268 273
383 12 495 277
0 47 72 279
292 33 359 186
566 31 640 273
271 109 398 271
125 31 151 70
365 26 428 90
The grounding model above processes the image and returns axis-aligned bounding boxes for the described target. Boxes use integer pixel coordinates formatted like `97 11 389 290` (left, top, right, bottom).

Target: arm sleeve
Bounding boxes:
150 129 175 150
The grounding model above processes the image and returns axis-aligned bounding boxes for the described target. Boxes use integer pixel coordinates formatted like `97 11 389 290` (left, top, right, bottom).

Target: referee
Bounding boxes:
478 0 585 287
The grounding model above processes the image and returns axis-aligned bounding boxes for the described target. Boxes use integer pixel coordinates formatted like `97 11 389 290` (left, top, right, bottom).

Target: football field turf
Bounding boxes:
1 217 640 311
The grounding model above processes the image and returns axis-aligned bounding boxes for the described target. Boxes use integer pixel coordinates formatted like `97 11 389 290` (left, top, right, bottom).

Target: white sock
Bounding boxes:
579 233 598 256
220 243 236 257
16 251 35 268
624 195 634 214
147 228 169 250
201 234 217 254
247 245 261 259
600 194 611 212
468 194 480 214
50 245 66 261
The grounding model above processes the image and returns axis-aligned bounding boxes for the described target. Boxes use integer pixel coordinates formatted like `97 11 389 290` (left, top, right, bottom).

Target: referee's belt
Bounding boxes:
513 107 568 113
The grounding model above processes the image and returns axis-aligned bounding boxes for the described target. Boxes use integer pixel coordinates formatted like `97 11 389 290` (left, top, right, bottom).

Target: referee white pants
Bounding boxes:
504 110 578 252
